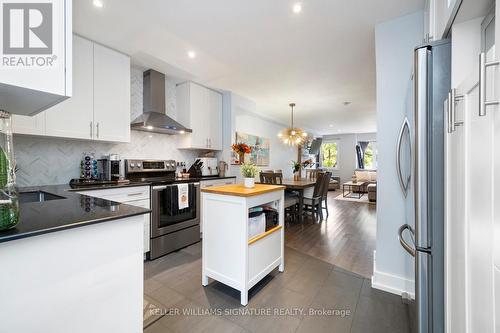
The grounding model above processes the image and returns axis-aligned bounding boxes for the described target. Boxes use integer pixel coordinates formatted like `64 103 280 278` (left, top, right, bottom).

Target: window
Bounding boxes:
361 141 378 170
321 142 338 168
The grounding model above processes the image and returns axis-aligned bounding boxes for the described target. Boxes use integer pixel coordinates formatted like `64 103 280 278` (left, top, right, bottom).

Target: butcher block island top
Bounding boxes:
200 183 285 197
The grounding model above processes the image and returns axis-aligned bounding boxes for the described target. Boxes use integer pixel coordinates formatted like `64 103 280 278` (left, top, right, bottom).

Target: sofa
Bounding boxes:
354 170 377 201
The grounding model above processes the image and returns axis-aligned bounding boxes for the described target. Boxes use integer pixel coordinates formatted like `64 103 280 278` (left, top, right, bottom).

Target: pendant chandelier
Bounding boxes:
278 103 308 146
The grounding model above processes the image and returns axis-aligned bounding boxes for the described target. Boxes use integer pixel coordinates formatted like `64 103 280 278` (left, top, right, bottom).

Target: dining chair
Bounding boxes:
259 171 298 224
259 171 275 184
302 172 325 222
320 172 332 219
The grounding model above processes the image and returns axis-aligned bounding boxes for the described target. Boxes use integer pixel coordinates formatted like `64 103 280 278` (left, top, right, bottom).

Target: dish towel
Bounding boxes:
178 183 189 210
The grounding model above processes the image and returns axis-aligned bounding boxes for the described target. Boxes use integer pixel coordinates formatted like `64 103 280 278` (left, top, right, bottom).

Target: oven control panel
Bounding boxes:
125 159 176 173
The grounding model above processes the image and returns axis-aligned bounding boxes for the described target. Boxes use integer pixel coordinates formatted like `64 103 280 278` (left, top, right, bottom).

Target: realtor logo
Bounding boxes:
2 3 53 54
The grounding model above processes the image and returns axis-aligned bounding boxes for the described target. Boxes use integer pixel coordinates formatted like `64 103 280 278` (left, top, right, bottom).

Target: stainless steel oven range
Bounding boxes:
125 159 200 260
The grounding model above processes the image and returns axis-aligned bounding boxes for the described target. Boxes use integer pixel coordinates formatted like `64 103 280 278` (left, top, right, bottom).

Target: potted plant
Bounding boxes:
232 143 251 164
240 163 258 188
291 159 312 180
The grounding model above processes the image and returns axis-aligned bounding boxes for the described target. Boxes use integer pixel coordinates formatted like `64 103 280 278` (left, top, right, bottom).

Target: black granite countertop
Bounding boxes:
0 184 151 244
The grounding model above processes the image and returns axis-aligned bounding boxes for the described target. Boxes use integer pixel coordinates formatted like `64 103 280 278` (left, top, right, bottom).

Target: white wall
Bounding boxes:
13 66 198 187
373 11 423 296
222 92 297 181
322 132 377 183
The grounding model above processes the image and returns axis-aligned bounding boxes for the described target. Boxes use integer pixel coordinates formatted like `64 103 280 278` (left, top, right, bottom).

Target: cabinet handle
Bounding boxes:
96 122 100 138
479 52 500 116
447 89 464 133
127 192 143 197
90 121 93 138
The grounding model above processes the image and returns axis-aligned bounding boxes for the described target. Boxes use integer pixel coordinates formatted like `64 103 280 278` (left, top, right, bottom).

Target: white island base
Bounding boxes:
0 215 144 333
201 184 285 305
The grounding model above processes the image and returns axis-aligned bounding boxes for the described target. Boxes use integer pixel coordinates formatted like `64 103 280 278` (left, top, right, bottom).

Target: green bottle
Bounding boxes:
0 111 19 231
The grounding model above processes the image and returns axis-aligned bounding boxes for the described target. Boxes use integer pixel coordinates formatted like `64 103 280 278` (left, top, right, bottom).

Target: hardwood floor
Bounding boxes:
285 191 376 278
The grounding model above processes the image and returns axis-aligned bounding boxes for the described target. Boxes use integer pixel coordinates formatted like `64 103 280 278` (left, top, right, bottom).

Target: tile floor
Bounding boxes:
144 242 411 333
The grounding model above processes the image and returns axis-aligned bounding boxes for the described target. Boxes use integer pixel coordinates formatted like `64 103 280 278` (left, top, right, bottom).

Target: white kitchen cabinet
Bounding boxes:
12 113 46 136
76 186 151 255
209 90 223 150
93 44 131 143
177 82 223 150
12 35 131 143
424 0 437 41
44 36 94 140
0 0 72 116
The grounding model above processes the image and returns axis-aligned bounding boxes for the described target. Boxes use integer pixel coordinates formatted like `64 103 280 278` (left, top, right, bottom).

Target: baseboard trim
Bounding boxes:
372 250 415 298
372 269 415 299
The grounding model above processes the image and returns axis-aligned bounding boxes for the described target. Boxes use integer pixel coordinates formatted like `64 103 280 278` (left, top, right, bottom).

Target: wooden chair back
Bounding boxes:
259 171 276 184
312 172 325 197
321 172 332 197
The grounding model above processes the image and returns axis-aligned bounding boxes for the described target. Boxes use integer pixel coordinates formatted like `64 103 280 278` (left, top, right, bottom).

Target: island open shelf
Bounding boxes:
201 183 285 305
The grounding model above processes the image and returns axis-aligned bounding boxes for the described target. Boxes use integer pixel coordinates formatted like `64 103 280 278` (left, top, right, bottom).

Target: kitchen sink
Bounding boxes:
19 191 66 204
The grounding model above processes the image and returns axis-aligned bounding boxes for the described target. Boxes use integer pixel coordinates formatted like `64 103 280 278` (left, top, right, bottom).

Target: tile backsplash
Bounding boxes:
14 66 198 187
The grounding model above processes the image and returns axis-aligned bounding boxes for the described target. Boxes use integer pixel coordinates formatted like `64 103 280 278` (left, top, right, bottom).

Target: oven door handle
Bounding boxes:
153 185 168 191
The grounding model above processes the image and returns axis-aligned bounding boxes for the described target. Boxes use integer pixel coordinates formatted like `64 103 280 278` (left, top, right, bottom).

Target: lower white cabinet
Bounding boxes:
76 186 151 254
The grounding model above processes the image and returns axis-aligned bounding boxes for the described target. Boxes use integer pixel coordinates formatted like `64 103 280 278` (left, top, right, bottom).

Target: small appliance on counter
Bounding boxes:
218 161 228 177
197 157 218 177
96 154 125 181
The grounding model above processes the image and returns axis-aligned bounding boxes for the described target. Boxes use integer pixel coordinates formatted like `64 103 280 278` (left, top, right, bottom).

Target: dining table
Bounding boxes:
259 178 317 223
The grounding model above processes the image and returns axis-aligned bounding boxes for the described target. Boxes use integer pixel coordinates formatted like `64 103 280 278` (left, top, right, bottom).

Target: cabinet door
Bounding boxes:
44 36 94 140
209 90 223 150
93 44 131 143
189 83 210 148
12 113 46 136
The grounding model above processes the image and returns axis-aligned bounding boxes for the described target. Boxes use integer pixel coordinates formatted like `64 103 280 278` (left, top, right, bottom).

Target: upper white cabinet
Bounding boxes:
176 82 223 150
93 44 131 142
429 0 462 40
44 36 94 140
0 0 72 116
13 35 131 143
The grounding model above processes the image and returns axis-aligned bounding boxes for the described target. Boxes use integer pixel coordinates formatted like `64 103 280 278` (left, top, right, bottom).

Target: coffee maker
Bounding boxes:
97 154 125 181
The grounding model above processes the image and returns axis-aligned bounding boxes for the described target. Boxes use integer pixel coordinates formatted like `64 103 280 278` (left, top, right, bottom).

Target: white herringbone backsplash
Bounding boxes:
13 67 199 187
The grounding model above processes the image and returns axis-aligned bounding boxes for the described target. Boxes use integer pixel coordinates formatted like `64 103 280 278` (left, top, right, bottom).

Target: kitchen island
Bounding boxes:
0 184 150 333
201 183 285 305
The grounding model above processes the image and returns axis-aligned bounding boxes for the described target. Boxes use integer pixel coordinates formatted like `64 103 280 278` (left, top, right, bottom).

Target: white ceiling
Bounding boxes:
74 0 424 135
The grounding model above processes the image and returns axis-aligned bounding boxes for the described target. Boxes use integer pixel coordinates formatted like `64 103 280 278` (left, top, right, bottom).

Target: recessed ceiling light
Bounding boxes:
292 3 302 13
93 0 104 8
188 51 196 59
329 124 334 128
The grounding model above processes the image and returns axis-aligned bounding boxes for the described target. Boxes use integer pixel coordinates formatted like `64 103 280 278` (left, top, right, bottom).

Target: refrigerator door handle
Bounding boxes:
398 224 416 257
396 118 411 197
414 46 430 249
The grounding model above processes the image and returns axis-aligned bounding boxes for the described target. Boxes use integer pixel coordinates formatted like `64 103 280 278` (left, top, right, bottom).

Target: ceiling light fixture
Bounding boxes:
188 51 196 59
292 3 302 13
278 103 309 146
93 0 104 8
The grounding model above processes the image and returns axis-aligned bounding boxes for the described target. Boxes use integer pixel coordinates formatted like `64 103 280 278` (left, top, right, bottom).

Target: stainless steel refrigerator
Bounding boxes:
397 39 450 333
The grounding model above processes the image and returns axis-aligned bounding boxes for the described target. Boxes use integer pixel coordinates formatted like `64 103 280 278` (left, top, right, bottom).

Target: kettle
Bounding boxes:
218 161 228 177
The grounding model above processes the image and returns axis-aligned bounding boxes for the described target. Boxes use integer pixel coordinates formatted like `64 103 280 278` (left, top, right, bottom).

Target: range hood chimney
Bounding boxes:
131 69 192 135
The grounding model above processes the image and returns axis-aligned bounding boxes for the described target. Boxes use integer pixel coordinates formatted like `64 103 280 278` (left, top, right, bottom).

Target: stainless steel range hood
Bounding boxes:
131 69 192 135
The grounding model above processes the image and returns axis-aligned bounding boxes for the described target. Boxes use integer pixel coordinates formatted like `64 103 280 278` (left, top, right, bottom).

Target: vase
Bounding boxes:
0 111 19 231
293 172 300 181
239 153 245 164
244 177 255 188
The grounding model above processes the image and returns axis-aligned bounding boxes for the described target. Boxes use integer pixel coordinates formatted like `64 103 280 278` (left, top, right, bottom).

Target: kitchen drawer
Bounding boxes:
248 229 281 287
200 178 236 188
76 185 150 203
